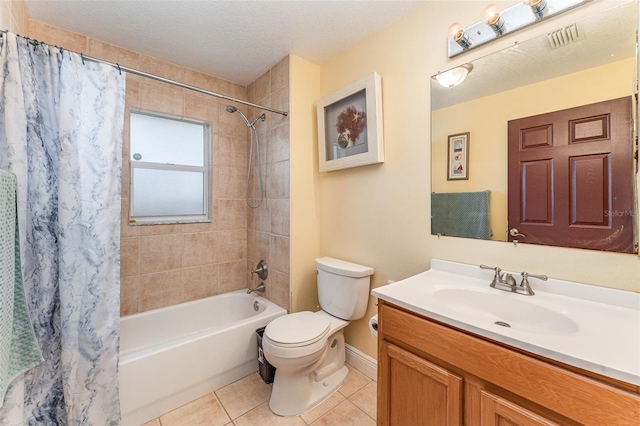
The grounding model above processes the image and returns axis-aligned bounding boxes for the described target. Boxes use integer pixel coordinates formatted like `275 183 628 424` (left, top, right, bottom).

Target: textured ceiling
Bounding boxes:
23 0 425 86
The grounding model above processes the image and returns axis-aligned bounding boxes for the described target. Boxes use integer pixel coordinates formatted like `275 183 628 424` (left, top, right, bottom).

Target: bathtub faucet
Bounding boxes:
247 282 266 294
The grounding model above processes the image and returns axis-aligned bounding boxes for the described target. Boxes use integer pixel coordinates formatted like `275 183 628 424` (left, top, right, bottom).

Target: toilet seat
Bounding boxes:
264 312 331 348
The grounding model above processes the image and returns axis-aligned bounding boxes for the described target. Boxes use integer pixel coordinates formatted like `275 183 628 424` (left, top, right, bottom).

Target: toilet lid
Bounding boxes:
265 312 331 347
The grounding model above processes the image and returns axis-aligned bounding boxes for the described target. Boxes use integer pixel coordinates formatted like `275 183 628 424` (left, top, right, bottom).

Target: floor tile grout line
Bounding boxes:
211 390 234 424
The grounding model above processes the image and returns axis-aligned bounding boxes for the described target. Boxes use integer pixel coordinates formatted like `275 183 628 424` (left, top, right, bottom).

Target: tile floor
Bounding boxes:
141 364 377 426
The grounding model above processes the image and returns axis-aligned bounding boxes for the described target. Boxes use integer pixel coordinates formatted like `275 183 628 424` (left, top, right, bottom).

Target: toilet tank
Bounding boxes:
315 257 374 321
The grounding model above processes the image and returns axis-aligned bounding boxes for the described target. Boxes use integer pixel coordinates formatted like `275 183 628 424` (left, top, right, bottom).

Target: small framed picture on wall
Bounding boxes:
447 132 469 180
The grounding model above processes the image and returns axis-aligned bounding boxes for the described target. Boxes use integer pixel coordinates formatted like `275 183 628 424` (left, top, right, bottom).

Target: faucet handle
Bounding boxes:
519 272 548 296
480 264 501 273
480 265 502 287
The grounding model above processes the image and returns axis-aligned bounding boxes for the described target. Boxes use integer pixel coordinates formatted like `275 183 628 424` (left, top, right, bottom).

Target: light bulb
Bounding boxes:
483 4 505 35
448 22 472 49
522 0 548 18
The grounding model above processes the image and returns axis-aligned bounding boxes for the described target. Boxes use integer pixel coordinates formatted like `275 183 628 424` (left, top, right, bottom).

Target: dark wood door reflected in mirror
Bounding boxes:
430 0 638 254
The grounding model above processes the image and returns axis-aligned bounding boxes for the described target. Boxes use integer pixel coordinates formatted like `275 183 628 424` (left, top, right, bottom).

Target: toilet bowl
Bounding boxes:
262 257 373 416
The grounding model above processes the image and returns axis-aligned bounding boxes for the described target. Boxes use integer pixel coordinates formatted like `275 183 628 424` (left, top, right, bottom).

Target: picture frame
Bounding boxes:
447 132 469 180
317 72 384 172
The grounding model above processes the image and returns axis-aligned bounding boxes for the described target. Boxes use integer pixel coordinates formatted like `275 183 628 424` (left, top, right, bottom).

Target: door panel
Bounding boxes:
480 391 559 426
379 342 462 426
508 97 634 252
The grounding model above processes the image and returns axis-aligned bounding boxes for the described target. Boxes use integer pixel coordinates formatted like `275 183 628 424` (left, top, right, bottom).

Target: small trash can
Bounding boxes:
256 327 276 384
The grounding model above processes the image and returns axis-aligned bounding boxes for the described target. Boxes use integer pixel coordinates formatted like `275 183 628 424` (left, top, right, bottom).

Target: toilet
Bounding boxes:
262 257 374 416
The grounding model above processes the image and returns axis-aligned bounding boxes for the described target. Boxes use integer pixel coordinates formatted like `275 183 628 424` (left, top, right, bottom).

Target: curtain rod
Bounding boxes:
3 31 288 117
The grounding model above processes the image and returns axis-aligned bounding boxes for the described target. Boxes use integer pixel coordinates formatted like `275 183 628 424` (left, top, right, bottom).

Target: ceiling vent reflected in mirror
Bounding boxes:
547 24 584 49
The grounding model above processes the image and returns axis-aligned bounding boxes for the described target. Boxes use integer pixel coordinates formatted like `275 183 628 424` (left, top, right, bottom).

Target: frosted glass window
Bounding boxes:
129 110 210 224
130 113 204 166
132 169 205 217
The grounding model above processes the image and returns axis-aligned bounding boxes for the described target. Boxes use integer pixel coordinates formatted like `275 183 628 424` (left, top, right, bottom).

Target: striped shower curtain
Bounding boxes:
0 32 125 425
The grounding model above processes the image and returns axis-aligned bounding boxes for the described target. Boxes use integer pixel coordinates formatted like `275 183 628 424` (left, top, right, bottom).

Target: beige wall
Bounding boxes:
246 57 292 311
289 55 322 313
432 58 634 241
0 0 27 34
27 21 292 316
317 0 640 360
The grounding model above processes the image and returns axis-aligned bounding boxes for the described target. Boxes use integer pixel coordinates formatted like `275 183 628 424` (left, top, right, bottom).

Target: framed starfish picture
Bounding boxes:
447 132 470 180
317 72 384 172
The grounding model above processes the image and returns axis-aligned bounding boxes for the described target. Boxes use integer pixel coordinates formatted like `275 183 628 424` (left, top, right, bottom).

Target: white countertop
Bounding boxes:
372 259 640 386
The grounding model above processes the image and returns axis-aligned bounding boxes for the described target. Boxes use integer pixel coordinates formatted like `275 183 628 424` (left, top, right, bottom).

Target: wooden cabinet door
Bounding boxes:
378 342 463 426
480 391 559 426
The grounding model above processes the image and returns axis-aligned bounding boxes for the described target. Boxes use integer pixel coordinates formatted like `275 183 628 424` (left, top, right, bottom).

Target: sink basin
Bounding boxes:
432 288 579 336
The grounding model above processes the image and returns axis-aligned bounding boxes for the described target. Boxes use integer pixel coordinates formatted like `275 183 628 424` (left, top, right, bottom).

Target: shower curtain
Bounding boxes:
0 32 124 425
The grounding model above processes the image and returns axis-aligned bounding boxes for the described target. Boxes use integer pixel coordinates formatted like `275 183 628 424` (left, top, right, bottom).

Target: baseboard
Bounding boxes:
345 344 377 381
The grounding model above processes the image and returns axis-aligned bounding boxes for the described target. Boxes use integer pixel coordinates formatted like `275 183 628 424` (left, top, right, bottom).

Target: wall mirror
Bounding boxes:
431 0 638 254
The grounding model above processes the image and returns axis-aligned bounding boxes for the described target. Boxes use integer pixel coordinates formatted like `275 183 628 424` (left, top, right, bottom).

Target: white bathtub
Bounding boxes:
119 291 287 425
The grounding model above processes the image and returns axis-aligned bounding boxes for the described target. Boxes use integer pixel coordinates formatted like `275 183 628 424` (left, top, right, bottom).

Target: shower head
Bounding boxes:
226 105 251 127
226 105 266 129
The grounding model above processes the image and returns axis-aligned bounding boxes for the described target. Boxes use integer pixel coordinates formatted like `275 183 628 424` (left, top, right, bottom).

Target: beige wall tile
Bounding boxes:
254 70 271 102
120 198 140 237
183 264 219 302
28 20 87 53
10 0 26 33
218 135 248 168
183 232 215 267
219 199 247 230
252 201 271 233
125 75 141 108
219 79 247 100
139 54 184 82
270 86 289 127
268 161 290 199
183 68 221 93
140 270 183 311
138 223 183 235
139 81 184 116
120 237 140 278
87 39 140 69
218 260 247 293
270 123 290 163
253 232 270 263
247 230 256 260
268 271 290 312
218 229 247 262
246 82 255 103
271 57 289 92
184 93 220 125
269 235 289 275
140 234 183 274
218 166 244 200
270 199 290 237
120 275 140 316
0 3 11 32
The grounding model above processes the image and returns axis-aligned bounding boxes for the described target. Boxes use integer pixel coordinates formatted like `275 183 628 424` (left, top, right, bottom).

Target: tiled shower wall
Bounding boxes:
0 0 27 34
246 59 291 311
26 20 291 315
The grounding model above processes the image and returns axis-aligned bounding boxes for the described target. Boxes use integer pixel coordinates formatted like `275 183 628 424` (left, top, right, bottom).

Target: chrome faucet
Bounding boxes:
247 282 266 294
480 265 547 296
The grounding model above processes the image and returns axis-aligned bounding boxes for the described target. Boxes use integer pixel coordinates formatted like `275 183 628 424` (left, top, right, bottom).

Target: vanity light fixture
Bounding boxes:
483 5 506 35
447 0 591 58
435 64 473 88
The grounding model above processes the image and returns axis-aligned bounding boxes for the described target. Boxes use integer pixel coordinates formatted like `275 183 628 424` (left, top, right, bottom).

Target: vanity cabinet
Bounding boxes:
377 301 640 426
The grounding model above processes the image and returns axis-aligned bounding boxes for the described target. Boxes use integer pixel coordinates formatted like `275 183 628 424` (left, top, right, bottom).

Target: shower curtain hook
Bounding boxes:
116 63 121 75
80 53 85 65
